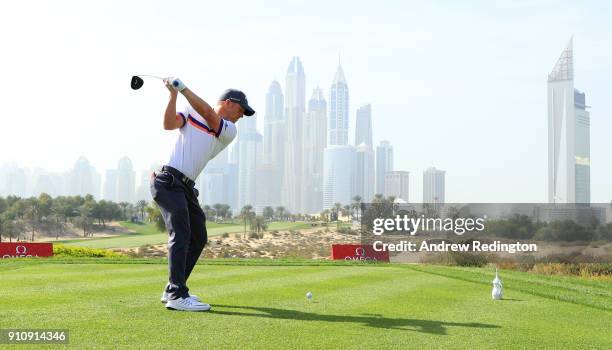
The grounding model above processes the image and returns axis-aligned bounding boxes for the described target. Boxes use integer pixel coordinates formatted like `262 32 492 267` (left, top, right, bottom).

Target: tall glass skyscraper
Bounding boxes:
547 38 591 203
329 64 349 146
283 56 306 213
263 80 284 167
303 87 327 213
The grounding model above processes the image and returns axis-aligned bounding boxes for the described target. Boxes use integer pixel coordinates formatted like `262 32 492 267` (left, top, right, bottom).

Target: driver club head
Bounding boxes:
131 76 144 90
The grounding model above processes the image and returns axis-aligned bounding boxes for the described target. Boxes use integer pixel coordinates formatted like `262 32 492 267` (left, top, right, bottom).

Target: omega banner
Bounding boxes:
0 243 53 258
331 244 390 262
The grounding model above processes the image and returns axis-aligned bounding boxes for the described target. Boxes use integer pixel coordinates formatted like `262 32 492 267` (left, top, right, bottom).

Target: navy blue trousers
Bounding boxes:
150 170 207 300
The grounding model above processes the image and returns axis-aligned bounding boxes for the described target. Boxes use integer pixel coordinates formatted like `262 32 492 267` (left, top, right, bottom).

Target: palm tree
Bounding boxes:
119 202 129 220
373 194 384 203
145 202 166 232
351 195 362 221
320 209 330 222
136 200 147 221
240 205 253 239
262 206 274 221
24 198 41 241
333 203 342 230
222 204 232 220
343 205 351 219
275 206 286 221
213 203 224 221
250 216 267 236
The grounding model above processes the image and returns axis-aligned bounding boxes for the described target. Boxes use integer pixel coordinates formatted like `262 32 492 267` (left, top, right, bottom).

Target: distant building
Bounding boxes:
423 167 445 205
354 104 374 202
537 204 604 226
302 87 327 214
323 145 355 209
254 164 281 215
116 157 135 203
375 141 393 196
384 171 409 202
263 80 285 167
355 104 372 147
69 156 100 199
547 38 591 203
236 114 263 210
103 169 117 202
262 81 286 211
355 143 375 202
329 64 349 146
0 163 27 197
283 56 306 214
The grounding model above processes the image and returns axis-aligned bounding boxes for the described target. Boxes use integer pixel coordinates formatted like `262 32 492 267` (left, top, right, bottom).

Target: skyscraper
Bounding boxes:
375 141 393 195
237 113 263 210
103 169 117 202
116 156 135 203
354 104 374 202
384 171 409 202
302 87 327 214
262 80 285 213
355 104 373 147
69 156 100 199
329 64 349 146
0 163 27 197
355 143 375 202
263 80 285 167
423 167 445 205
547 38 591 203
283 56 306 213
323 145 356 209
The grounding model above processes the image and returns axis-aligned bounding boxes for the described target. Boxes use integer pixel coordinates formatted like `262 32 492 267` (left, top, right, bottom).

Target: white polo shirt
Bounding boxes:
166 105 237 181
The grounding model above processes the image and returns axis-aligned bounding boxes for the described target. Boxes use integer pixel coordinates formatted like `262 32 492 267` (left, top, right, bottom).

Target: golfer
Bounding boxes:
150 77 254 311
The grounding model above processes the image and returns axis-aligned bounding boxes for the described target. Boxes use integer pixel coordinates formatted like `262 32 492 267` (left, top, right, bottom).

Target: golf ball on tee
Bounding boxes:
306 292 313 300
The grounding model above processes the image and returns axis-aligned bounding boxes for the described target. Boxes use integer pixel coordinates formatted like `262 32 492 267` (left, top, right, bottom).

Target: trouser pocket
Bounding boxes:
150 171 176 202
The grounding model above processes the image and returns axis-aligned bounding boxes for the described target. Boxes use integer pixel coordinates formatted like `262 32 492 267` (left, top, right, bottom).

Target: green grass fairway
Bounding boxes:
0 260 610 349
59 221 314 249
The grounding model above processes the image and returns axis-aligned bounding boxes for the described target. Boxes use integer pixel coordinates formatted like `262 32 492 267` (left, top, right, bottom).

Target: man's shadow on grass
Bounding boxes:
211 305 500 335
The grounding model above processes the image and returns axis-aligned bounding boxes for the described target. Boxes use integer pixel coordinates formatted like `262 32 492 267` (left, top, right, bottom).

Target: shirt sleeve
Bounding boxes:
177 106 190 129
217 119 237 145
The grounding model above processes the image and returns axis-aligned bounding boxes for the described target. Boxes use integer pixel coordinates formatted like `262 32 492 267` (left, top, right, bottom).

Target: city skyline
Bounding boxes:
1 1 611 203
0 40 607 209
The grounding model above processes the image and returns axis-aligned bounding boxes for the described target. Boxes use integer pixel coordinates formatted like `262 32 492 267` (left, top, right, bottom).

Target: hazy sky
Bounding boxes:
0 0 610 202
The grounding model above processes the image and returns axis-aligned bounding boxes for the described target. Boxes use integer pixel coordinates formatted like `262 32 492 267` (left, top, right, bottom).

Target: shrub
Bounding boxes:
53 245 123 258
337 227 358 235
222 232 229 238
421 251 488 267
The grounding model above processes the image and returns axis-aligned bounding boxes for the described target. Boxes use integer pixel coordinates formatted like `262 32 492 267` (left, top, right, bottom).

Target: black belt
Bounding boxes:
161 166 195 188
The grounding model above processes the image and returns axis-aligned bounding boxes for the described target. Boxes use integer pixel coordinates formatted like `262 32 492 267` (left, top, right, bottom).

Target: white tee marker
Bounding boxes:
492 268 503 300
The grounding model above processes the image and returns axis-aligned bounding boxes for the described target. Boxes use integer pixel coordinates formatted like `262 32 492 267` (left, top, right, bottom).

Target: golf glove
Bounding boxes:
167 77 187 92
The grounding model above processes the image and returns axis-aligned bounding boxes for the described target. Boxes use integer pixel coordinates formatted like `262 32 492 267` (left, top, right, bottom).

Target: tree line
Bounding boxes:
0 194 148 242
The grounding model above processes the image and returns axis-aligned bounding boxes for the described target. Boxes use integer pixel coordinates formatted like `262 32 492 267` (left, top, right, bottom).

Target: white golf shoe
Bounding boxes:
161 290 201 303
165 297 211 312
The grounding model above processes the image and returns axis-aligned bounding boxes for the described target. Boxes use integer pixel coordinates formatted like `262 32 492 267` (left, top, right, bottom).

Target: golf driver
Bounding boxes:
130 75 166 90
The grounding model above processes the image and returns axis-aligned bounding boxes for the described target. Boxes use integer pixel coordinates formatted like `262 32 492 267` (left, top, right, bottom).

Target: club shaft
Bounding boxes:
136 74 165 80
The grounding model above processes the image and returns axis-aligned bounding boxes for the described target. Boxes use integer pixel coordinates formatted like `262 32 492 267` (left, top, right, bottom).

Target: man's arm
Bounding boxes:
180 88 222 132
163 81 184 130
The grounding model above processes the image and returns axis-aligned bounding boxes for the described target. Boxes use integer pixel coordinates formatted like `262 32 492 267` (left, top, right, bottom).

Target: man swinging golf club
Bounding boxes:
150 77 254 311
